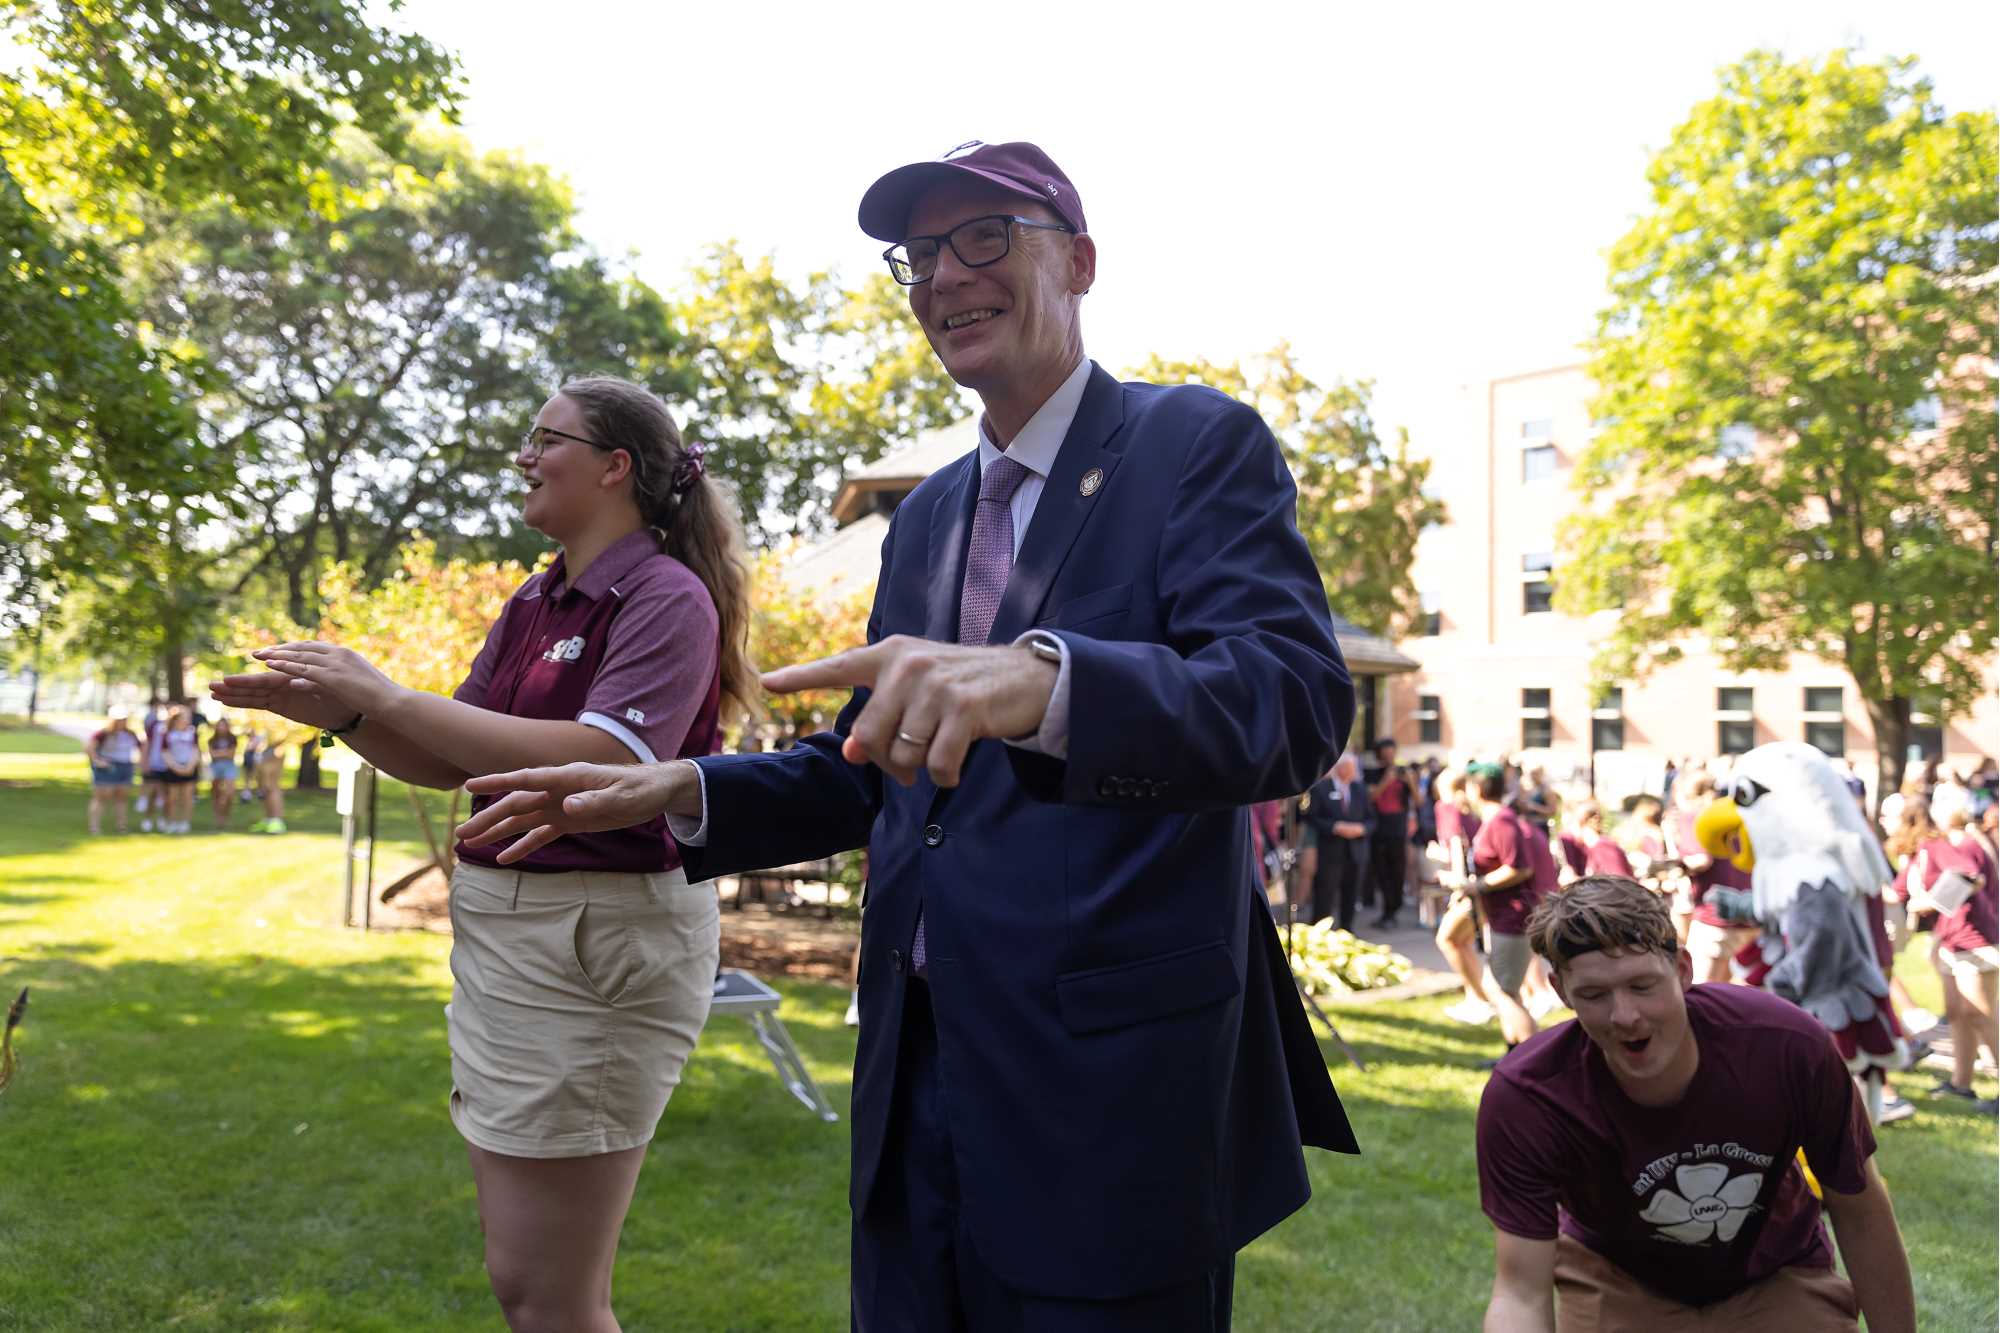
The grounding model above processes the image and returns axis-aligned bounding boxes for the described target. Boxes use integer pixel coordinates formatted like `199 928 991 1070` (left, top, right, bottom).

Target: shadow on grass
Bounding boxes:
0 949 856 1332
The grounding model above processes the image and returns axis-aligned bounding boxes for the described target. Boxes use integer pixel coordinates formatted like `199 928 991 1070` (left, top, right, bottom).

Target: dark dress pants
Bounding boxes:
1309 843 1360 929
1369 834 1406 922
853 977 1236 1332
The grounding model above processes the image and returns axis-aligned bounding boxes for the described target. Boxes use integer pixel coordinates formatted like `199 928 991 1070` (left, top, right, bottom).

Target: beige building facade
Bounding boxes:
1381 363 1997 802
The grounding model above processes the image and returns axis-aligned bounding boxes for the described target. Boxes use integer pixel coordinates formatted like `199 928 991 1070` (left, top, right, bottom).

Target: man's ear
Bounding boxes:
1068 232 1097 295
1674 946 1694 989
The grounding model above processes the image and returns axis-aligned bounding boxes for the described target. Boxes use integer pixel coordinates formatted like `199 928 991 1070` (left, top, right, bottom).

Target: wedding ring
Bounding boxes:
895 729 933 747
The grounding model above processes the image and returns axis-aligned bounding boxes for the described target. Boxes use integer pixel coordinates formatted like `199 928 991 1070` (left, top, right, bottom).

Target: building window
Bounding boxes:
1909 693 1944 762
1805 721 1845 757
1592 687 1625 751
1716 686 1754 755
1419 588 1441 637
1715 423 1756 460
1417 694 1441 744
1804 686 1843 715
1803 686 1843 756
1522 444 1558 482
1521 688 1552 749
1521 418 1554 440
1522 552 1555 615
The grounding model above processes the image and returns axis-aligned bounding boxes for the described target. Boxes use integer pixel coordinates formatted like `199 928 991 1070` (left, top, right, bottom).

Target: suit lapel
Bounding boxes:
986 364 1126 645
923 451 981 643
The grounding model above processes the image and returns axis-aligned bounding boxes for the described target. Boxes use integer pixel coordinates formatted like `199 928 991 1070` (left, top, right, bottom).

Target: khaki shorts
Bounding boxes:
1687 918 1757 967
1936 942 2000 980
1553 1233 1858 1331
1486 931 1533 997
447 861 720 1158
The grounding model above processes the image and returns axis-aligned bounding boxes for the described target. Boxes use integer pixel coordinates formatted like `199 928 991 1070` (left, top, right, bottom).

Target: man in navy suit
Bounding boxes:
1301 753 1373 929
460 141 1358 1330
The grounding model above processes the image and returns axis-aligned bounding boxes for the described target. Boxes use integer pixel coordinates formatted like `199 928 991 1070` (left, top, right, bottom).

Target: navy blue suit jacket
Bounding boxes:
1303 777 1374 866
684 364 1358 1300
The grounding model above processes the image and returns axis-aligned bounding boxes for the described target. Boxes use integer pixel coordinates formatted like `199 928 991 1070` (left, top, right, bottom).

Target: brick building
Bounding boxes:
1379 362 1997 802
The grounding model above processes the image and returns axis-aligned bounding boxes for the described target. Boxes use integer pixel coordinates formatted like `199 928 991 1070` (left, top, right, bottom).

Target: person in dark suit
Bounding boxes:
1300 753 1373 928
1367 737 1415 927
457 140 1358 1331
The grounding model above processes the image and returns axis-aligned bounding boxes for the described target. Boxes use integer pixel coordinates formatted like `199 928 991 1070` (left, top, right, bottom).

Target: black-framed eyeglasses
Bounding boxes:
520 425 608 463
883 214 1074 286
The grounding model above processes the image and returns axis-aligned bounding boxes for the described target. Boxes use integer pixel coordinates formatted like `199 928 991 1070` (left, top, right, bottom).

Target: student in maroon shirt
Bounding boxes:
1479 876 1915 1331
1432 768 1492 1025
1472 766 1558 1061
1668 772 1757 982
1899 785 1999 1113
1566 800 1634 880
214 376 757 1331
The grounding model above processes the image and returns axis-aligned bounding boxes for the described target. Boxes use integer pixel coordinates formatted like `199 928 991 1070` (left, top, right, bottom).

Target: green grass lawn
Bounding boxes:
1 720 1994 1330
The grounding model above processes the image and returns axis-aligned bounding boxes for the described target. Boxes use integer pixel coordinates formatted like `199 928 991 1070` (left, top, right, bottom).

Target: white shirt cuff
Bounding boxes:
664 760 709 846
1006 631 1070 760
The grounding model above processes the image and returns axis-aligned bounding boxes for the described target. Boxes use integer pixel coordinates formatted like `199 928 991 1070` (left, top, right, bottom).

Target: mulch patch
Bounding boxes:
368 861 859 981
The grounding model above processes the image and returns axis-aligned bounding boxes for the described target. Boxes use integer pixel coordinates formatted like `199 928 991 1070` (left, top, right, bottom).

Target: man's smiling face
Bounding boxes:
1554 945 1698 1101
903 179 1092 401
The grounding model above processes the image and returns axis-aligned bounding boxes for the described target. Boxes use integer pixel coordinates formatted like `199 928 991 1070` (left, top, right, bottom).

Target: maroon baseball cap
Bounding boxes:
858 140 1087 242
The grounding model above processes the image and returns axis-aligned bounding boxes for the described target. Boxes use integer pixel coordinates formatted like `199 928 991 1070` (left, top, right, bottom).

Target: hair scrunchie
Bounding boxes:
672 441 706 495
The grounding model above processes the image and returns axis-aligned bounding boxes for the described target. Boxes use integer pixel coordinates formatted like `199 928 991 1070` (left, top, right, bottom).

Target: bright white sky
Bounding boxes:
390 0 1996 458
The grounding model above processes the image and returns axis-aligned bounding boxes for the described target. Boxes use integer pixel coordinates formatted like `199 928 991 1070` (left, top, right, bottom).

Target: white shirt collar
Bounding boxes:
976 357 1093 480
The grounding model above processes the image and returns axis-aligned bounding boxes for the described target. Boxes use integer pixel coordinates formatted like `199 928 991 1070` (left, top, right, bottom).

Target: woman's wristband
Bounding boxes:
322 713 365 746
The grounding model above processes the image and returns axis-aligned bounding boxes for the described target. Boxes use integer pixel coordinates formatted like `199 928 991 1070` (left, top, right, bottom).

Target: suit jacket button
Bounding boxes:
1119 778 1136 798
1097 777 1115 798
922 824 944 847
890 948 903 971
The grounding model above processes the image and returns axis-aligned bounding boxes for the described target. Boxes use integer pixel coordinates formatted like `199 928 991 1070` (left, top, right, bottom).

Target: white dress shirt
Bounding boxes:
671 357 1092 846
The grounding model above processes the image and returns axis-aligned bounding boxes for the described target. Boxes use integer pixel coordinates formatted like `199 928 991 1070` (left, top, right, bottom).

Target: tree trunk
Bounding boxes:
296 734 322 789
1863 693 1911 821
406 787 454 878
160 640 186 703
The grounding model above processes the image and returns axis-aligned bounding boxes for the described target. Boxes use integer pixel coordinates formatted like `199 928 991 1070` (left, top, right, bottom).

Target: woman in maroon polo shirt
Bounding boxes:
214 375 756 1331
1897 785 2000 1111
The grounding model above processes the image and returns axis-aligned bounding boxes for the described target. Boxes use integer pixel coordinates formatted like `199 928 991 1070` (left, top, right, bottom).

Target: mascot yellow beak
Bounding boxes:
1695 799 1757 872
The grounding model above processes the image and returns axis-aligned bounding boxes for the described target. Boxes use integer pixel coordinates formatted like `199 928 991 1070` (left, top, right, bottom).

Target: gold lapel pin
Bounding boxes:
1079 467 1104 497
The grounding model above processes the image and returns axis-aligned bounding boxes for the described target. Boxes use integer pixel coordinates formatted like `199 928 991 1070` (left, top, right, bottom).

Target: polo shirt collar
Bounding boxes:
976 356 1092 481
541 528 659 602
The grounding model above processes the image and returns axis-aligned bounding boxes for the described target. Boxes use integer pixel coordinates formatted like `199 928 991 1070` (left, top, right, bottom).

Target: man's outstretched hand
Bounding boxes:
456 761 700 864
762 635 1058 787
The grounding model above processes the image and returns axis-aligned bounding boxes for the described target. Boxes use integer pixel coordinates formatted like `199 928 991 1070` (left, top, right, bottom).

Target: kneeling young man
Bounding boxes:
1477 875 1914 1332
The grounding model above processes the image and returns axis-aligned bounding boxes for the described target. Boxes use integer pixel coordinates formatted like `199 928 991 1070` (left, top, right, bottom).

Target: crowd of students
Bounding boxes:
83 699 291 835
1263 745 2000 1106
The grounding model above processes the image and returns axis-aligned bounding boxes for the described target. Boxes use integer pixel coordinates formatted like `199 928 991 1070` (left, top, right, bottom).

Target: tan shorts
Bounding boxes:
446 861 720 1158
1936 942 2000 981
1553 1233 1858 1331
1687 918 1757 967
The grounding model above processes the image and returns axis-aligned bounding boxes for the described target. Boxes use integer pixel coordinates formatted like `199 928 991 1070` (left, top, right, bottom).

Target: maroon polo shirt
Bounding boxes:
454 529 722 874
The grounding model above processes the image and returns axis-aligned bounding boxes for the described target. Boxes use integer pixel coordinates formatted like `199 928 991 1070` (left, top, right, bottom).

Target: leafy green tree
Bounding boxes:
1560 50 1998 797
676 244 967 543
1130 345 1446 636
1 0 460 674
133 129 693 626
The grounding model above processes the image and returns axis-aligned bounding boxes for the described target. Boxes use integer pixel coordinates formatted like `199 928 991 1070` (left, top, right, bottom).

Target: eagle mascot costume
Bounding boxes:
1694 741 1905 1123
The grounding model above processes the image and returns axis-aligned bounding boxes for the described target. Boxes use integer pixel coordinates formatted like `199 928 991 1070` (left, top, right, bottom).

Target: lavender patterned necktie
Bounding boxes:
911 453 1032 975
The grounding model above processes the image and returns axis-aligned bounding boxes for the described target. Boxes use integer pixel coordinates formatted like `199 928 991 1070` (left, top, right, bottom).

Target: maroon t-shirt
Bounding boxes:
1583 837 1635 879
1671 808 1752 929
1435 803 1480 850
454 530 721 874
1557 831 1589 878
1478 984 1876 1309
1896 835 1998 953
1472 805 1555 934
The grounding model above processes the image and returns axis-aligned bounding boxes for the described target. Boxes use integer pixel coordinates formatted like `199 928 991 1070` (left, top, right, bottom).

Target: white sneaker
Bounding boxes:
843 991 861 1027
1878 1095 1917 1125
140 819 154 832
1445 997 1495 1025
1527 989 1563 1019
1902 1007 1939 1036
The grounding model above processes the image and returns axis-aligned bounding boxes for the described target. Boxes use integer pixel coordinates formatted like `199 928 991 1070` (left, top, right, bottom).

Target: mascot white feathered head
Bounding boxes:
1694 741 1894 922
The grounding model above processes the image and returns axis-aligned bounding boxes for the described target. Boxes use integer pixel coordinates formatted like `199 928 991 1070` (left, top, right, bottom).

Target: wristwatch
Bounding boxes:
1023 632 1063 667
321 712 364 747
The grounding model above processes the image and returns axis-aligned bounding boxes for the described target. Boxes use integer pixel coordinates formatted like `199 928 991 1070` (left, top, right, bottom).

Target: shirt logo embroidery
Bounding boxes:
625 708 646 724
542 636 586 664
1638 1162 1766 1246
